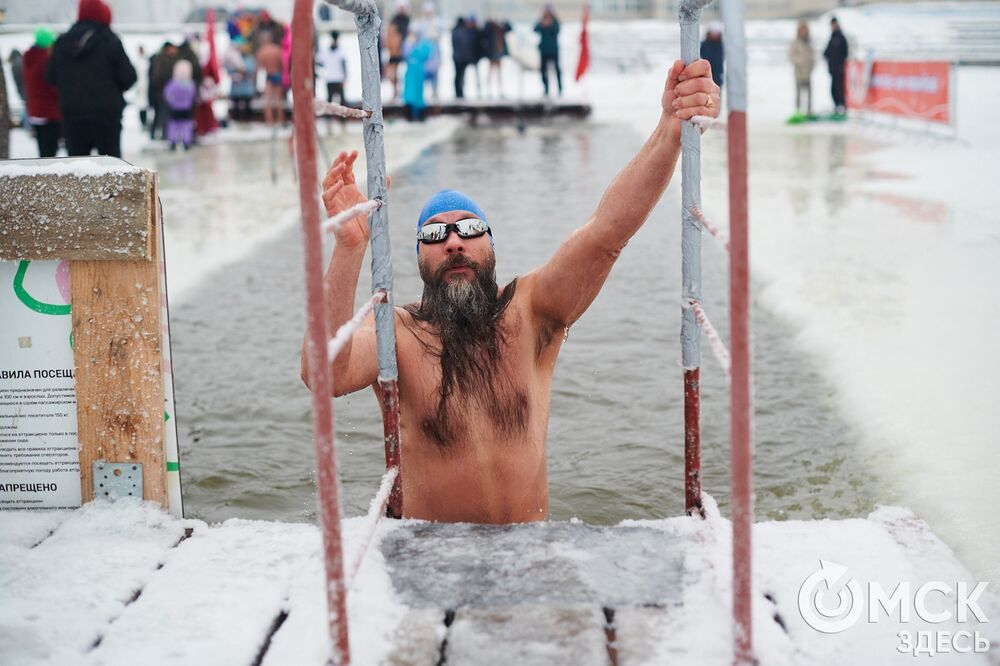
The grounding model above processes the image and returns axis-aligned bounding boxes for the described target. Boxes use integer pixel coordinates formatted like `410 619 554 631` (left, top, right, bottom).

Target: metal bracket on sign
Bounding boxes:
93 461 143 500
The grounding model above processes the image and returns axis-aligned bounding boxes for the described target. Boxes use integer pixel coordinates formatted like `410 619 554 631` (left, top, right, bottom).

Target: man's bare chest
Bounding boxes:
393 315 546 450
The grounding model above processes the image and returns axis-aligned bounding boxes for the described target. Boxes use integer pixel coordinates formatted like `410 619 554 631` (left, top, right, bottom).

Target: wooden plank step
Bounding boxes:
90 519 317 666
0 500 188 664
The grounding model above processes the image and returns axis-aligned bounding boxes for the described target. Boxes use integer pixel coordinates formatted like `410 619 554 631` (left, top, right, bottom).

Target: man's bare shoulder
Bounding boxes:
501 274 565 361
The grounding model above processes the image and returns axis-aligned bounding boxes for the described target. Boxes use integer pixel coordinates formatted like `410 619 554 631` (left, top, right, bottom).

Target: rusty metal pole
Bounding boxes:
678 0 712 518
721 0 753 661
291 1 351 663
327 0 403 519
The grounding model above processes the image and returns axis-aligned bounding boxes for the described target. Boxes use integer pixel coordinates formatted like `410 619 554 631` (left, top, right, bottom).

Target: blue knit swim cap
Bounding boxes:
416 189 493 253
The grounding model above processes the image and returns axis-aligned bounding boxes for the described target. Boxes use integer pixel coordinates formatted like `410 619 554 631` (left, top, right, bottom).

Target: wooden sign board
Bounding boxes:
0 157 181 516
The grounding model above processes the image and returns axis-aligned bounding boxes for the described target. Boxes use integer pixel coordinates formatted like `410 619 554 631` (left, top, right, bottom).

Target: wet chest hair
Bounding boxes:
418 359 531 452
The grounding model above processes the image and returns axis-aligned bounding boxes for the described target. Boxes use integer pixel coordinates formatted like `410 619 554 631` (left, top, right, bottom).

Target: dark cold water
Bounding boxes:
169 122 877 524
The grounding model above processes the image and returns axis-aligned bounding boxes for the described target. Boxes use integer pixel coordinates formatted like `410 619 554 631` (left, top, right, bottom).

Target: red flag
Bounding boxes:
204 8 220 83
575 4 590 82
196 8 221 136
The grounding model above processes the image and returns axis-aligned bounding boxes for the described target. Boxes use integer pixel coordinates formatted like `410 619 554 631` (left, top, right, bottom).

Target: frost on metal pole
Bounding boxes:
721 0 754 662
326 0 404 519
678 0 712 519
290 0 350 663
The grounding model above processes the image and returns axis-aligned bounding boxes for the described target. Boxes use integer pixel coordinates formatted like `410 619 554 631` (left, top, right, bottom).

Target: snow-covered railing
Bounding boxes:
690 206 730 250
313 98 373 120
328 291 386 360
294 0 402 662
690 114 727 131
678 0 753 662
321 199 382 234
346 466 399 589
688 300 731 375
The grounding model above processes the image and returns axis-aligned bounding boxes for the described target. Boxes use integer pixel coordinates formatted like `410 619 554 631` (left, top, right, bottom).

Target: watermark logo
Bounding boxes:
797 560 992 656
798 559 864 633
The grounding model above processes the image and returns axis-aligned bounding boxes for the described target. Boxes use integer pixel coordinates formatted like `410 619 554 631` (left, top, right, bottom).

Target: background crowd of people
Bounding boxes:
3 0 576 156
787 15 850 120
694 15 850 120
3 0 854 158
15 0 135 158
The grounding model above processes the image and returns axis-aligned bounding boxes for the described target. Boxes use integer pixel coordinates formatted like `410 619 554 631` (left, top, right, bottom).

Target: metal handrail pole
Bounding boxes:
720 0 754 661
291 0 350 662
678 0 712 518
326 0 404 519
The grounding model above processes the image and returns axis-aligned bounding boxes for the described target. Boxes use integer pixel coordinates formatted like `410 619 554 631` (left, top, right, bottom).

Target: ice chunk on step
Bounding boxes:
381 521 689 608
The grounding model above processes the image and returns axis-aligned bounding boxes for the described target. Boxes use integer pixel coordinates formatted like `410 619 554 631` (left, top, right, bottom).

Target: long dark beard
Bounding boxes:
404 252 520 447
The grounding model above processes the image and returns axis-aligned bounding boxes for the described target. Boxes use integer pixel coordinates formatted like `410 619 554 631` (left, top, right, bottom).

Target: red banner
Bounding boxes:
846 60 952 125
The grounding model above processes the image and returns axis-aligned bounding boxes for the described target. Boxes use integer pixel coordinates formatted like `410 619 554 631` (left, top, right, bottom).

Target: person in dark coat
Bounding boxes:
482 18 511 99
149 42 179 140
9 49 28 127
0 51 12 158
9 50 26 116
45 0 136 157
534 6 561 96
22 28 62 157
451 17 478 99
700 21 724 90
823 16 849 114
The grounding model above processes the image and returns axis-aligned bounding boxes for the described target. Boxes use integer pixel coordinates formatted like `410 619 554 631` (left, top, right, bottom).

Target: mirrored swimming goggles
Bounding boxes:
416 218 491 244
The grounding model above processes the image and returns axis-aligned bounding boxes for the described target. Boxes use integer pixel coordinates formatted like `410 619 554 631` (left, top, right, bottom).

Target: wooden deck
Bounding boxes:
1 498 996 665
378 99 592 122
246 98 591 124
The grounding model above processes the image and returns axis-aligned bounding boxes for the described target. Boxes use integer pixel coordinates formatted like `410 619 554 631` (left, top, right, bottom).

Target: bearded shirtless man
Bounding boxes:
302 59 721 524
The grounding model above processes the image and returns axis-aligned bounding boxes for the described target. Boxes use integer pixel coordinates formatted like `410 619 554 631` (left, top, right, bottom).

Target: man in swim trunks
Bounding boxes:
385 1 411 98
255 34 284 126
302 59 721 523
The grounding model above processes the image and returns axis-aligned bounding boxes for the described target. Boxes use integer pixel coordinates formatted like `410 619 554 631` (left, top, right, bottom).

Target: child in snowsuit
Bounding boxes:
162 60 196 150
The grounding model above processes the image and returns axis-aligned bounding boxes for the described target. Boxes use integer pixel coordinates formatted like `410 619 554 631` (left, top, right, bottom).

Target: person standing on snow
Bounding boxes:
402 29 432 122
483 18 512 99
0 50 10 158
256 33 285 126
700 21 724 91
416 3 443 100
45 0 136 157
22 29 62 157
224 36 255 124
386 1 411 99
9 49 27 127
534 6 561 97
823 16 849 115
451 17 477 99
319 31 348 107
789 20 815 117
162 60 197 151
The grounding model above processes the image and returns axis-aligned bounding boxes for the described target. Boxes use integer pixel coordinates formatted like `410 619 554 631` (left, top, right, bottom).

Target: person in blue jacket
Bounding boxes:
403 29 433 122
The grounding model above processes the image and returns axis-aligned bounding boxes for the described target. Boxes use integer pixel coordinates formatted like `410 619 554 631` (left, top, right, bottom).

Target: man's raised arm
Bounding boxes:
300 150 380 397
526 59 720 329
